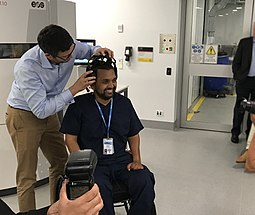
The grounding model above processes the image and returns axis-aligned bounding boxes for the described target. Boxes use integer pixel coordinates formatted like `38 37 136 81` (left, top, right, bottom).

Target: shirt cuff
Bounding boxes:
93 46 101 54
62 89 75 104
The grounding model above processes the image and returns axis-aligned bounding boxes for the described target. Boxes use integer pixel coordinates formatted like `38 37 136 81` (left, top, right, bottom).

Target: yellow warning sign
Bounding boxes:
204 45 218 64
137 58 153 62
206 46 216 55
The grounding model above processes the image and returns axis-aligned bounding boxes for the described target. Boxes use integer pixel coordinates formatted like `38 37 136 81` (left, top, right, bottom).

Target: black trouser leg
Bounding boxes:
117 166 155 215
0 199 15 215
231 78 255 136
94 166 115 215
231 98 246 135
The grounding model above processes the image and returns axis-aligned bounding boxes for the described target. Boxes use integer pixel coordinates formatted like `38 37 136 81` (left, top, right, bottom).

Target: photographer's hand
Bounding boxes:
251 114 255 124
47 180 103 215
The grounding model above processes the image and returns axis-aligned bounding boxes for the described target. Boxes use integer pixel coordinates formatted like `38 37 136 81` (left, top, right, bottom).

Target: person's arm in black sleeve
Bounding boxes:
16 206 49 215
232 39 243 80
0 199 49 215
0 199 16 215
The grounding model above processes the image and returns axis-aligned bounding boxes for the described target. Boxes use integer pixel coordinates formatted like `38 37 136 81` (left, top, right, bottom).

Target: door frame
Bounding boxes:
180 0 254 132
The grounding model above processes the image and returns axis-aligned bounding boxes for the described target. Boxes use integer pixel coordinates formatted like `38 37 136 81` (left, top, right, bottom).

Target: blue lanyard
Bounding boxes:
95 99 113 138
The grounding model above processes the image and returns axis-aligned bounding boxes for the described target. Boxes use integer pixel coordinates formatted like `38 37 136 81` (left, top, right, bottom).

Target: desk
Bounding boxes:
116 84 129 97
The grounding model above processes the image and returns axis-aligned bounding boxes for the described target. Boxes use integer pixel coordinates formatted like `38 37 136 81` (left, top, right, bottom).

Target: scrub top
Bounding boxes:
60 92 144 165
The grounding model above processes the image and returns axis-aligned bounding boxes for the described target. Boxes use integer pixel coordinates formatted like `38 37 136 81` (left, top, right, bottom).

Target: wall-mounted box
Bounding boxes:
159 34 176 54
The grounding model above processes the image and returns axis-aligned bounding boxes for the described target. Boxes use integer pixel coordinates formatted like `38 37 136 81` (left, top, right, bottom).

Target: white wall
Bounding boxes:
74 0 182 125
50 0 77 38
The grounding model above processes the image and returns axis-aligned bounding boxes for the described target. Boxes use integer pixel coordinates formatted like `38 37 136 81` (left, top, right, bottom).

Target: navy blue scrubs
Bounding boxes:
60 92 155 215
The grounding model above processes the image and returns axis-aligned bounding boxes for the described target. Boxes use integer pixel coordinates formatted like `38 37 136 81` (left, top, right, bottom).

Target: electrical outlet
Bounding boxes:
156 110 164 117
159 34 176 54
166 67 171 75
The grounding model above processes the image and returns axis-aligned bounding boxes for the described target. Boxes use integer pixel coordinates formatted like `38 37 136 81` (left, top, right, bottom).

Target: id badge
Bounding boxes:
103 138 114 155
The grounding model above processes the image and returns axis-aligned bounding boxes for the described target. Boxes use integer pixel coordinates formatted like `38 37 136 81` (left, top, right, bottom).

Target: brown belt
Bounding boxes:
8 105 31 112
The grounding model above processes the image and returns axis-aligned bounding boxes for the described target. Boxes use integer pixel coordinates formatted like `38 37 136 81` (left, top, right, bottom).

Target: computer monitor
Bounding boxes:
0 43 37 59
74 39 96 65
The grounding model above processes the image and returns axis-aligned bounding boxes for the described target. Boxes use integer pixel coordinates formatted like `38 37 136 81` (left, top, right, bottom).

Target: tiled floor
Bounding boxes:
190 95 235 125
2 127 254 215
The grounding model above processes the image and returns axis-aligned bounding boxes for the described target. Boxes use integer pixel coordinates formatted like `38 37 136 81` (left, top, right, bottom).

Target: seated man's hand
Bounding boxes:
127 162 144 171
47 180 103 215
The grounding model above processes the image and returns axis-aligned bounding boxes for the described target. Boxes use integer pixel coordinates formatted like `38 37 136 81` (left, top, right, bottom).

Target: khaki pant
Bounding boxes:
5 106 68 212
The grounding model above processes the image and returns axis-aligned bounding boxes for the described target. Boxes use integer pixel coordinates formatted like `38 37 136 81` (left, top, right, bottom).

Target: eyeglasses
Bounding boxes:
55 43 76 61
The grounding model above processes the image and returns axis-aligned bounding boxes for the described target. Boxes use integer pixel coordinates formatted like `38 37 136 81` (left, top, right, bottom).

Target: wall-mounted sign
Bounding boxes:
204 45 218 64
190 44 204 64
137 47 153 62
0 1 8 7
30 0 46 10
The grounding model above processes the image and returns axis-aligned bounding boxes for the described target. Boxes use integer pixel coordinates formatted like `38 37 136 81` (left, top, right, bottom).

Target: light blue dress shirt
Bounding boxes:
248 39 255 77
7 40 100 119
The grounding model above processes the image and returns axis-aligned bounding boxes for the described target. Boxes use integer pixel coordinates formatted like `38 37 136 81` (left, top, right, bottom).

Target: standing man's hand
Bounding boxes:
47 180 103 215
96 48 114 58
69 71 96 96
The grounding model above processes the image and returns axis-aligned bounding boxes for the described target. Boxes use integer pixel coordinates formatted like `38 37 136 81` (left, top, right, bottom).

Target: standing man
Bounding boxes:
231 23 255 143
60 54 155 215
5 24 113 213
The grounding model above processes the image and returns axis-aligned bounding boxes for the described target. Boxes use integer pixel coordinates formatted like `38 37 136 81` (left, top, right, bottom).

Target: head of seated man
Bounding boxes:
88 54 118 105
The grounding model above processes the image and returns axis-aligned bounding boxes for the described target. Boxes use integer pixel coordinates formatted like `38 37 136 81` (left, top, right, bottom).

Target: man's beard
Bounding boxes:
95 87 116 101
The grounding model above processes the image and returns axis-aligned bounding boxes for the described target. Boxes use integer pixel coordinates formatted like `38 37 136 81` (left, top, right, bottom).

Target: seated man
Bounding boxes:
60 54 155 215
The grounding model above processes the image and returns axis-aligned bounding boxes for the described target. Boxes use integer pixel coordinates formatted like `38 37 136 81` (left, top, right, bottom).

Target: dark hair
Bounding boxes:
37 24 74 57
87 54 118 78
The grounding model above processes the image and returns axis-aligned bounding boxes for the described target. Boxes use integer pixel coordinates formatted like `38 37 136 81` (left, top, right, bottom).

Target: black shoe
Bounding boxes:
231 134 239 144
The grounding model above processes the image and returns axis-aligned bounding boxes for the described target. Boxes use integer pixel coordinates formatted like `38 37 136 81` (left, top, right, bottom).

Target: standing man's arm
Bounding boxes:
127 134 144 171
75 40 113 59
95 48 114 58
232 39 243 80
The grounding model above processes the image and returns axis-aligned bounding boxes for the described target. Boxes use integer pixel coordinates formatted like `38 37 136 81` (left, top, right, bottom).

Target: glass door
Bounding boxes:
181 0 254 132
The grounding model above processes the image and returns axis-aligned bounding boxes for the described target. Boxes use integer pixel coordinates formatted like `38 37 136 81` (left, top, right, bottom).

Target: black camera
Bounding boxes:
56 149 97 201
240 99 255 114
